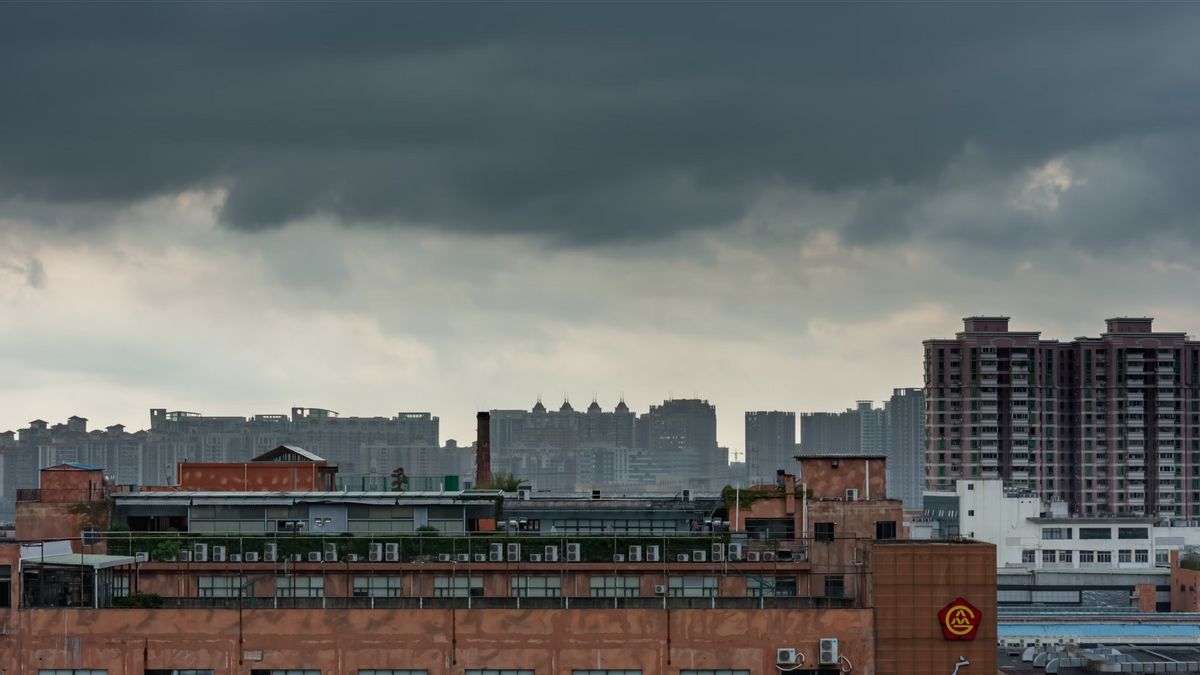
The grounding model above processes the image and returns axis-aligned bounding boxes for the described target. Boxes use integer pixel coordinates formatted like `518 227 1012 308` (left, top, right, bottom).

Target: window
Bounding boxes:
746 575 797 597
40 671 107 675
967 510 974 517
668 576 717 598
146 671 215 675
511 576 561 598
573 671 641 675
1118 527 1149 540
1097 551 1112 563
589 576 640 598
814 522 835 542
199 576 243 598
681 671 750 675
1079 527 1111 540
1119 550 1132 563
276 575 324 598
111 574 130 598
875 521 897 540
1135 549 1149 563
1042 550 1056 564
251 671 319 675
467 671 534 675
1157 551 1170 566
1041 527 1070 540
1021 550 1036 564
360 671 428 675
824 575 845 598
1058 551 1073 563
1079 551 1095 563
434 576 483 598
353 576 403 598
0 564 10 608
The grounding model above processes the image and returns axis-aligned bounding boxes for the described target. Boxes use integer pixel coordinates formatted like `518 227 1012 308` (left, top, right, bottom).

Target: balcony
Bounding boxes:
981 376 999 387
1126 365 1145 375
1127 391 1144 401
1159 431 1176 441
1127 454 1145 466
1128 470 1145 481
1158 366 1175 375
980 363 998 374
981 391 998 401
1010 390 1028 400
1158 377 1176 387
1126 377 1146 388
981 456 999 467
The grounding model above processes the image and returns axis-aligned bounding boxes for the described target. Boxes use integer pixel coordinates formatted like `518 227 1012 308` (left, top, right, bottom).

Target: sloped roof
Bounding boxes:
251 444 326 463
45 462 102 471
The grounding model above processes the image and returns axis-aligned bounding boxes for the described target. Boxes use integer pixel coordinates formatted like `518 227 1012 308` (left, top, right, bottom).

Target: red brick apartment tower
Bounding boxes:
925 316 1200 520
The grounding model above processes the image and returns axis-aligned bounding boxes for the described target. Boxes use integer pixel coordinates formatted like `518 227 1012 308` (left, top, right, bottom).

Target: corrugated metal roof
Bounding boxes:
23 553 137 570
45 461 101 471
998 622 1200 639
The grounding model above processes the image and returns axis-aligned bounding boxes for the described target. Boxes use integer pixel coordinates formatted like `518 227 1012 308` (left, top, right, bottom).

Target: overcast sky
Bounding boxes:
3 3 1200 452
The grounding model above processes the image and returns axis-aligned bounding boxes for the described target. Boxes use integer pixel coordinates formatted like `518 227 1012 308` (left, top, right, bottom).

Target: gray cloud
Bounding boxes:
2 3 1199 247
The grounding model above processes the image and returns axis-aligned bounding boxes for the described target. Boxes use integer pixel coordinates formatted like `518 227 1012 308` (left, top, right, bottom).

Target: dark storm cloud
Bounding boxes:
2 2 1199 245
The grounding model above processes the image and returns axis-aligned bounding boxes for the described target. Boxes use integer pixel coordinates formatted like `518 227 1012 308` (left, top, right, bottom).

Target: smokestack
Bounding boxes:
476 411 491 487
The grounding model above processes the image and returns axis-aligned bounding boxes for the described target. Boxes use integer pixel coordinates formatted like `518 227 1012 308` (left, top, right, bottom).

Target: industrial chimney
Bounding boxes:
476 411 491 487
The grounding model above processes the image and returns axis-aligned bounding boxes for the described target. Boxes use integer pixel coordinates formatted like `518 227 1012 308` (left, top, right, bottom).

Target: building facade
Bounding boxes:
744 411 796 487
924 316 1200 519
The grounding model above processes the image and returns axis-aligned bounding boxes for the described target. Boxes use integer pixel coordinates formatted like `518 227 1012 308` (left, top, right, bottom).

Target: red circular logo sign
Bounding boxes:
938 597 980 641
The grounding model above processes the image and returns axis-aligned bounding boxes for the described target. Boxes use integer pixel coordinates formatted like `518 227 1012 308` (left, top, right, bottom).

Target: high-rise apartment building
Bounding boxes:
885 388 926 510
798 410 861 455
744 411 796 485
925 316 1199 520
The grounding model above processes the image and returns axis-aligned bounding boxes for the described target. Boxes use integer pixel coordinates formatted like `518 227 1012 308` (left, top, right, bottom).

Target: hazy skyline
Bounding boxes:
3 3 1200 450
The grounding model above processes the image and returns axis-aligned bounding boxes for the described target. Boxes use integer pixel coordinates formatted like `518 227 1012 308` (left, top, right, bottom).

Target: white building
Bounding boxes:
958 479 1200 570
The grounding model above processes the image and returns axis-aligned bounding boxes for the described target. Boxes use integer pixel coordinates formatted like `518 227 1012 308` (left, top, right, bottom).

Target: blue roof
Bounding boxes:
998 622 1200 639
48 462 101 471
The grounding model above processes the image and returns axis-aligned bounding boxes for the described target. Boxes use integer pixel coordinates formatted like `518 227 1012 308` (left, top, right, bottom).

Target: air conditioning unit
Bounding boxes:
264 543 278 562
134 551 149 563
456 553 471 563
345 553 360 562
228 552 241 563
762 551 776 562
819 638 839 665
692 550 707 562
747 551 761 562
544 545 560 562
193 543 208 562
654 584 666 595
628 545 642 562
212 545 226 562
613 553 625 562
245 552 260 562
566 543 581 562
290 553 303 562
179 550 192 562
384 543 400 562
682 489 693 502
677 553 690 562
728 543 743 562
324 543 338 562
517 488 530 500
437 553 451 562
845 488 859 501
529 553 543 562
307 551 322 562
507 543 521 562
646 545 660 562
474 553 487 562
711 544 724 562
777 648 799 666
368 543 383 562
489 543 504 562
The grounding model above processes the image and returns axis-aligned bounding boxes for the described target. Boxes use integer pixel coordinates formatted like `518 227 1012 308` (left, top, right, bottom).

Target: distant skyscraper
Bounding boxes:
885 388 925 510
924 316 1199 519
858 401 887 456
745 411 796 486
799 410 860 455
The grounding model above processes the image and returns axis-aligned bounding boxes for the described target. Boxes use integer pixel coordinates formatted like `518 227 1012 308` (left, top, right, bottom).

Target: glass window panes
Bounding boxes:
276 575 324 598
668 576 717 598
353 576 403 598
251 671 320 675
511 576 561 597
146 671 215 675
199 576 243 598
589 576 640 598
434 576 483 597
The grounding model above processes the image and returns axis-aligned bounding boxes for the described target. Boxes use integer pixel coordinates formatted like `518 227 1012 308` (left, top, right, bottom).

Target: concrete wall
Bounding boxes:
170 462 332 492
800 457 887 500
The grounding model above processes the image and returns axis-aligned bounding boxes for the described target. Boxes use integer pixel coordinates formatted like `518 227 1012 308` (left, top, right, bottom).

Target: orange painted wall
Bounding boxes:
799 457 887 500
170 462 333 492
39 467 106 503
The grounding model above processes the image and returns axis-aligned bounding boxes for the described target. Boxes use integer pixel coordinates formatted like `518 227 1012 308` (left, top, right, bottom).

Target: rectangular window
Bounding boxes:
589 576 640 598
1097 551 1112 563
276 575 324 598
681 671 750 675
573 671 642 675
1058 550 1073 563
146 671 216 675
668 576 717 598
511 576 562 598
1078 527 1112 540
1135 549 1149 563
40 671 108 675
1041 527 1070 540
875 521 897 540
353 576 403 598
251 671 320 675
434 576 483 598
0 564 10 608
824 574 845 598
198 576 243 598
1021 550 1036 564
1119 550 1132 563
814 522 835 542
1118 527 1149 540
1079 551 1095 563
1042 550 1056 564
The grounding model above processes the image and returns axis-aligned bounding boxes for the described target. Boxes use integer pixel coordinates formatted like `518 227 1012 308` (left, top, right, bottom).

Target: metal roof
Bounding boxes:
45 461 101 471
998 622 1200 640
116 490 503 506
23 553 137 570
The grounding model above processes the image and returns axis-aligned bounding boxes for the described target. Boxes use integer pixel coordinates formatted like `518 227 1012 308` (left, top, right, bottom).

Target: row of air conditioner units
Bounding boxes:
777 639 840 666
